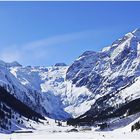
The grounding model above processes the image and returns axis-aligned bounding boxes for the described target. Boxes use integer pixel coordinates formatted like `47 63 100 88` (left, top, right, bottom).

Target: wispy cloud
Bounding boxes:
23 30 95 50
0 30 96 65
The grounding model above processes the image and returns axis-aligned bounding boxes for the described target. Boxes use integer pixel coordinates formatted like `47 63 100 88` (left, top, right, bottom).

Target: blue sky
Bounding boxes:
0 1 140 66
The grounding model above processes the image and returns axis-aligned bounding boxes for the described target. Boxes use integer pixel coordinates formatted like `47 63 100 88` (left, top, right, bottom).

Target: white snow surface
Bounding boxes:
1 131 140 140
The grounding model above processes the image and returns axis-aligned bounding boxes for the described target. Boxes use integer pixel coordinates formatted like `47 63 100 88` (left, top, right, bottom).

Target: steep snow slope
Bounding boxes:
0 63 51 118
10 66 94 118
0 63 70 133
7 66 70 120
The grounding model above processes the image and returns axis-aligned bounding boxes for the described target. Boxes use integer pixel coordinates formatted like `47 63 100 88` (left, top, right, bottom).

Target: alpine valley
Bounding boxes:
1 29 140 139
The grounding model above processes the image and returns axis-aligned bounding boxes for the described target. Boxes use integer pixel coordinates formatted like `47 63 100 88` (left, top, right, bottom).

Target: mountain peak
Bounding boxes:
132 28 140 37
54 63 67 66
7 61 22 67
0 60 22 67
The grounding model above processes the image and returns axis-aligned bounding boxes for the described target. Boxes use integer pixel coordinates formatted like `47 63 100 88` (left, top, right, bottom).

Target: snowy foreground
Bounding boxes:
1 109 140 140
0 129 140 140
0 117 140 140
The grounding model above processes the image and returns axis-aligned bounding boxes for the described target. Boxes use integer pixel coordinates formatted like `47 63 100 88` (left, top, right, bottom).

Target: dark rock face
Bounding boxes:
131 120 140 132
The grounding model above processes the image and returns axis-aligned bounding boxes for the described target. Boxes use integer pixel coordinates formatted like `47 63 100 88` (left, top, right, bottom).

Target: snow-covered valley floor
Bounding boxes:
0 130 140 140
1 118 140 140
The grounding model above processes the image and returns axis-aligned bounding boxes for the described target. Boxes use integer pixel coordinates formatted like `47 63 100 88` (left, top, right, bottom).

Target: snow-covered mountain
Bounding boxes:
67 28 140 125
1 28 140 133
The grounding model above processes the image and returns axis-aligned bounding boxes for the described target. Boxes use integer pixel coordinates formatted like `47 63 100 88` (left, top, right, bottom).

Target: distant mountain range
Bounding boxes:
1 29 140 133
